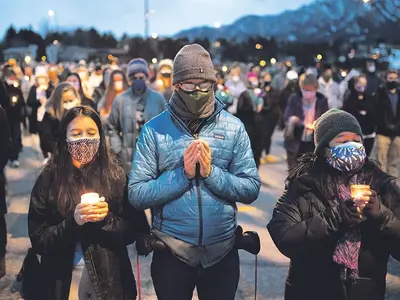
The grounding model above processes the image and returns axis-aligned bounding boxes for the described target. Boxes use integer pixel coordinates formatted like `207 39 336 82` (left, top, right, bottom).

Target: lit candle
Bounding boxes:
81 193 100 204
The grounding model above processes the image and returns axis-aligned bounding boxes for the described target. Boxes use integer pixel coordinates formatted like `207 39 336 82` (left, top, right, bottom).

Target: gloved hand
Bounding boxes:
235 225 261 255
339 198 362 228
136 234 167 257
362 190 381 219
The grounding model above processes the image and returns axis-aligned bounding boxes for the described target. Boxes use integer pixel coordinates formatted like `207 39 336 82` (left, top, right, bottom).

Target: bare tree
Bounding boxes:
369 0 400 22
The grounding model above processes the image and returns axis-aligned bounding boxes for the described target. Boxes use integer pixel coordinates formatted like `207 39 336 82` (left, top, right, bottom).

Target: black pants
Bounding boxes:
0 214 6 258
364 137 375 157
9 119 21 161
252 119 263 169
286 141 315 171
262 112 280 155
151 248 240 300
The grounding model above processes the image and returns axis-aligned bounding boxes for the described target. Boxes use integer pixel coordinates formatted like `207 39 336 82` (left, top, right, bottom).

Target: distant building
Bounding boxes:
57 45 96 62
3 45 38 62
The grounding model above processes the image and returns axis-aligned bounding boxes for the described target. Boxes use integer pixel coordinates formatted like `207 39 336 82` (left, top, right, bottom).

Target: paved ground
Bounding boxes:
0 132 400 300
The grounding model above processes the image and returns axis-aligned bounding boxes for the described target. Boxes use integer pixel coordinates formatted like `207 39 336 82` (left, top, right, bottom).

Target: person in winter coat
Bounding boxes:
152 59 174 101
28 106 149 300
342 75 378 156
375 70 400 181
259 73 280 164
39 82 82 160
268 109 400 300
66 73 96 110
278 70 300 130
0 105 11 279
237 73 264 168
97 70 129 123
108 58 165 173
27 66 54 135
92 67 112 106
283 74 329 170
2 69 25 168
128 44 261 300
225 65 247 115
318 64 341 109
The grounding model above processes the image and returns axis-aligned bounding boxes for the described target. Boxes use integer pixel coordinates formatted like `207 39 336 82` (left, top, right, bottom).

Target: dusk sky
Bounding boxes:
1 0 314 38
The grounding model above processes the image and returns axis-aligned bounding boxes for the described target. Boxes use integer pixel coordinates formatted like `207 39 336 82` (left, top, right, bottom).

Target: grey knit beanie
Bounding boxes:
172 44 217 85
127 58 149 77
314 109 363 153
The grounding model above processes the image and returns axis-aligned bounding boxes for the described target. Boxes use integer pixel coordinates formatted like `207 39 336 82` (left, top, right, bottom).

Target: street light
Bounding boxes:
362 0 370 3
259 60 267 67
214 22 221 28
152 33 158 39
270 58 277 64
316 54 323 60
255 44 263 50
48 9 55 17
152 58 158 64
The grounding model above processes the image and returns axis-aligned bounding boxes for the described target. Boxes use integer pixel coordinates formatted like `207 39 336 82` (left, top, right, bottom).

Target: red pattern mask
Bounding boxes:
67 137 100 165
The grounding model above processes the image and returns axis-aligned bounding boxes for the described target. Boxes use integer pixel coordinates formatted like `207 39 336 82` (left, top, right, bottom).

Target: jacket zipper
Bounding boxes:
193 133 203 246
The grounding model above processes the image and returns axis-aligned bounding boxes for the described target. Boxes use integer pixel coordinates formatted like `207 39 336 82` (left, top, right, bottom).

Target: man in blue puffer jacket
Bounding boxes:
128 44 260 300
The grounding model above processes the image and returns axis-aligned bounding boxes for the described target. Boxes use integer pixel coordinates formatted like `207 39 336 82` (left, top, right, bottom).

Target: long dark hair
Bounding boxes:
104 70 129 112
44 106 124 216
286 150 376 207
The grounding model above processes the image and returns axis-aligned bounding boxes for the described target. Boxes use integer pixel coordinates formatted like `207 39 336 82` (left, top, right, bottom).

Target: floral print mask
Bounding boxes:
326 142 366 172
67 137 100 165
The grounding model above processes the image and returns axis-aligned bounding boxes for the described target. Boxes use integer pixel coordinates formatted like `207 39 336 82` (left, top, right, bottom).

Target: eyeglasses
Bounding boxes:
179 81 213 92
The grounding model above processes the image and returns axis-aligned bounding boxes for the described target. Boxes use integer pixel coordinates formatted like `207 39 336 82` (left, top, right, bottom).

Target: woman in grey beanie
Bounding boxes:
268 109 400 300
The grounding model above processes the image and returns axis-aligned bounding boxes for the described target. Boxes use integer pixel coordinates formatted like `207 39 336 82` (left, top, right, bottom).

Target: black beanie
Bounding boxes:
314 109 363 154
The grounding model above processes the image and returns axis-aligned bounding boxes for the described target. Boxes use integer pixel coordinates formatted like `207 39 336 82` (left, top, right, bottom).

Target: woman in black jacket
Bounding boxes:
40 82 81 160
27 67 54 135
28 106 149 300
342 75 378 156
0 105 11 279
66 73 96 110
268 109 400 300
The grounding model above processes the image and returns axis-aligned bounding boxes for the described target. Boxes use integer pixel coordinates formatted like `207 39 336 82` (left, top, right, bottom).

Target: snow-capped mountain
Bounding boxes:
175 0 385 42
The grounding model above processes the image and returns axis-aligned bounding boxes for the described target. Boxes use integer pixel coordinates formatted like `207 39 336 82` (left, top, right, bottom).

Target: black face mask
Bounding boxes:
262 81 271 89
386 81 398 90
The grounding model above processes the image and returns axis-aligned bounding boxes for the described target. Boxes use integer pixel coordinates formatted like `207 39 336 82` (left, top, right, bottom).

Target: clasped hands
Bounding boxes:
74 198 109 226
184 140 211 179
340 190 380 227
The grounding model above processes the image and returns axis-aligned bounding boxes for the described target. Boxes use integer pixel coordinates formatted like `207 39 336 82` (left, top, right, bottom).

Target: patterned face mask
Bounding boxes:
67 137 100 165
326 141 366 172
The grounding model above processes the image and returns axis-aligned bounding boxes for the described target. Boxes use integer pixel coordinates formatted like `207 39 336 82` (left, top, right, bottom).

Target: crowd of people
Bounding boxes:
0 43 399 300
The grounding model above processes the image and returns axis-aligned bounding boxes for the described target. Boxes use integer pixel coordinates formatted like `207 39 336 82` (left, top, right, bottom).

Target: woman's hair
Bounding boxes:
46 82 81 121
302 74 319 89
354 74 367 85
104 70 129 112
44 106 124 216
67 72 86 100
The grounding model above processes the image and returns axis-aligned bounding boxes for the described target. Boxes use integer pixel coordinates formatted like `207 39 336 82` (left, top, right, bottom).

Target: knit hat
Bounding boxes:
35 66 48 78
158 59 173 70
127 58 150 77
314 109 363 154
172 44 216 85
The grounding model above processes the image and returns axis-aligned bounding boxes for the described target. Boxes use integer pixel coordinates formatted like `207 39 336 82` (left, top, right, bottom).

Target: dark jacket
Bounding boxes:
0 106 11 214
376 87 400 137
27 85 54 134
3 82 25 123
38 112 59 155
283 91 329 153
260 88 280 116
267 162 400 300
28 170 150 300
342 90 378 136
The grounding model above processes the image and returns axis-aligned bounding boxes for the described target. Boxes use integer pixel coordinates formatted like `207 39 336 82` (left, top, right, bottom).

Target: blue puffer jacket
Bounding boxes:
128 100 261 246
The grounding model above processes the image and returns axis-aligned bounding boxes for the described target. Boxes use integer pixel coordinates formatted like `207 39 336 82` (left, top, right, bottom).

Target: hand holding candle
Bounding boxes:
79 193 108 223
351 185 370 209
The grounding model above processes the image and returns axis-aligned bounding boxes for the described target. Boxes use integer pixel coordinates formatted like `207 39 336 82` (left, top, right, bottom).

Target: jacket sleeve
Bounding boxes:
0 107 11 169
96 176 150 245
39 114 56 154
203 123 261 204
107 95 123 155
128 124 191 209
283 94 296 123
375 180 400 261
27 86 40 108
28 173 79 255
267 184 342 259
